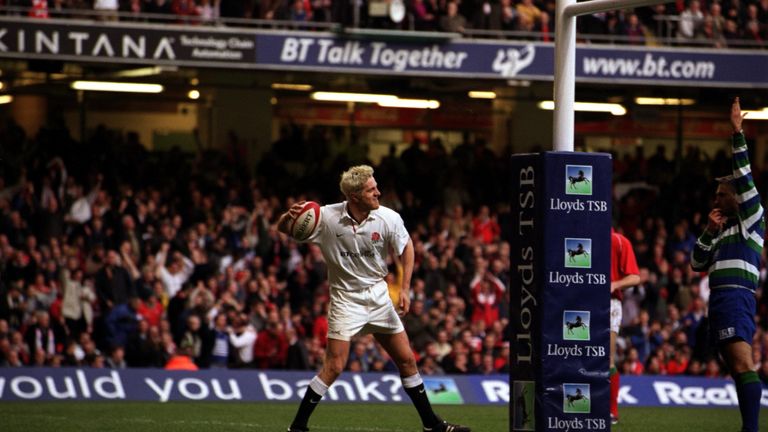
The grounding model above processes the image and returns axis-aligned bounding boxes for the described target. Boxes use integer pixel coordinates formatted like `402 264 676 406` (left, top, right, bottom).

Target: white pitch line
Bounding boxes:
111 417 410 431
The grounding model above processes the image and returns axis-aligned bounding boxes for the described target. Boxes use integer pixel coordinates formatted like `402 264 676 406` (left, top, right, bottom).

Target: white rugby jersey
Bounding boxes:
304 202 410 291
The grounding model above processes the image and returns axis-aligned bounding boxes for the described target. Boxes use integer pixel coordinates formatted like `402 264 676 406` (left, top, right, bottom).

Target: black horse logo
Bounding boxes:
515 387 531 427
567 243 589 263
565 316 589 335
568 170 591 190
566 388 589 408
431 383 448 394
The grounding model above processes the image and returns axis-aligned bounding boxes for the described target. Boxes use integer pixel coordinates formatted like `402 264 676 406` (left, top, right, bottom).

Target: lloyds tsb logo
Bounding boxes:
563 383 591 414
565 165 593 195
563 310 590 341
564 238 591 269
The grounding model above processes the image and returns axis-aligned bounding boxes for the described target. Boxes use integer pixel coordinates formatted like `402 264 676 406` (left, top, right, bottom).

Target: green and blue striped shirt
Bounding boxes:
691 132 765 293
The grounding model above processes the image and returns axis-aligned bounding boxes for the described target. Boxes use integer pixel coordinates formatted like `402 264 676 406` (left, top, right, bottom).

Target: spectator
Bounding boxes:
254 318 288 369
65 182 98 226
439 1 467 33
125 320 160 367
622 347 645 375
229 313 257 367
259 0 286 20
165 341 199 370
289 0 308 21
311 0 332 22
500 0 517 30
471 205 500 244
209 313 231 368
198 0 220 22
29 0 49 18
145 0 173 15
106 345 127 368
516 0 542 29
699 16 727 48
24 310 62 364
709 3 727 41
723 18 743 43
155 243 194 298
469 274 504 330
121 0 145 20
95 249 136 312
105 297 141 348
172 0 201 23
94 0 119 21
677 0 704 42
624 13 646 45
60 258 96 339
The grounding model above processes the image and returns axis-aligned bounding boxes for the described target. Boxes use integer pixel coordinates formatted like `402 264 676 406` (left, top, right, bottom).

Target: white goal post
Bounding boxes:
554 0 672 152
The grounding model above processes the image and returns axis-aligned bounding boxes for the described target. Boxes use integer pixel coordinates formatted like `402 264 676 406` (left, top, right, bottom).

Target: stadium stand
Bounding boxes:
0 0 766 389
0 115 765 386
0 0 767 47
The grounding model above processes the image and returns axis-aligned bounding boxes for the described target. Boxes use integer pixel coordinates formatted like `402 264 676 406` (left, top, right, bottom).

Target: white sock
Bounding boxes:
402 373 423 389
309 376 329 396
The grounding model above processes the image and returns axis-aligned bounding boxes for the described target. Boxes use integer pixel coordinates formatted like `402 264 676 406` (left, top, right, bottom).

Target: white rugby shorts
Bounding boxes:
610 298 622 334
327 280 405 341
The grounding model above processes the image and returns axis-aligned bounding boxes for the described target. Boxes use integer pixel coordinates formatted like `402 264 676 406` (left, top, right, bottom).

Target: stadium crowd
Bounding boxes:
2 0 768 46
0 119 767 386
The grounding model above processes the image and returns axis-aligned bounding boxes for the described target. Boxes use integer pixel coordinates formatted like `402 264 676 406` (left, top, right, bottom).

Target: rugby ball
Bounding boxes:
289 201 322 241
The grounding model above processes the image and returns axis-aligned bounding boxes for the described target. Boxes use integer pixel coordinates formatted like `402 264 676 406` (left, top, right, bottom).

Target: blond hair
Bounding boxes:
340 165 374 199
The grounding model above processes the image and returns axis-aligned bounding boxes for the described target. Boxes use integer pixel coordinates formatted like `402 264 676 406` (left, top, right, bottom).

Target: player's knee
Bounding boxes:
397 355 417 373
325 358 346 377
730 357 753 374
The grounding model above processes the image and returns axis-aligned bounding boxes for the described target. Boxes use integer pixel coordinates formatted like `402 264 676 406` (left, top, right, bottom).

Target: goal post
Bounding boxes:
511 2 671 431
554 0 674 152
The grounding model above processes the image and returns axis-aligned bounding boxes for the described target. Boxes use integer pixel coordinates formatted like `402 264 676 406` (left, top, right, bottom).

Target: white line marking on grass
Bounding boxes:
112 418 266 428
110 417 411 431
312 427 409 432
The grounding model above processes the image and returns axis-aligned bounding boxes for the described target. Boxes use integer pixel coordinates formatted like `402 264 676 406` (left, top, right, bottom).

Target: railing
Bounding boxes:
0 5 341 32
1 5 765 50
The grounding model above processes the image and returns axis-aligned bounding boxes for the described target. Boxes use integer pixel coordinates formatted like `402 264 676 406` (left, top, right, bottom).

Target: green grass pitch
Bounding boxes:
1 402 765 431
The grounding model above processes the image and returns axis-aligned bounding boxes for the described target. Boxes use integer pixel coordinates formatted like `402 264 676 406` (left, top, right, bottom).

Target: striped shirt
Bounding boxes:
691 133 765 293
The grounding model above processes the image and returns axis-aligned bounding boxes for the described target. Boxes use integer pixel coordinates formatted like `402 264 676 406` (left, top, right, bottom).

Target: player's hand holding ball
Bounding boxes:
287 201 322 241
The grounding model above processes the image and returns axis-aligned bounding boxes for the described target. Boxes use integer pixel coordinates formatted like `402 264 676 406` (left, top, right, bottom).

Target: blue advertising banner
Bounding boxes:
511 152 612 432
0 17 767 87
256 34 768 88
1 368 764 409
511 153 540 431
619 375 768 408
538 153 612 432
0 368 509 404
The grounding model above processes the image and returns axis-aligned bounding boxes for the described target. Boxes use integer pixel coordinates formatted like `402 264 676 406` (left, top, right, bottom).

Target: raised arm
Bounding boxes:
730 97 762 229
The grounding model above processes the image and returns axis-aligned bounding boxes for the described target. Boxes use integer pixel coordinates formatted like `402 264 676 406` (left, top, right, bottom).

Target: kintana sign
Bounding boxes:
0 17 257 65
